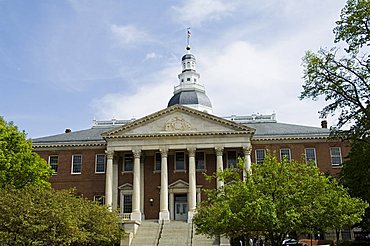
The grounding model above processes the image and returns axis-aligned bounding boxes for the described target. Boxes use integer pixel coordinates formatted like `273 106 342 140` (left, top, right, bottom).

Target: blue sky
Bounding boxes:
0 0 347 138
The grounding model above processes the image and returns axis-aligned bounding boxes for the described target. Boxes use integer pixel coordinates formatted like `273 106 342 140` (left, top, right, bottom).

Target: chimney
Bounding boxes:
321 120 328 129
65 128 72 133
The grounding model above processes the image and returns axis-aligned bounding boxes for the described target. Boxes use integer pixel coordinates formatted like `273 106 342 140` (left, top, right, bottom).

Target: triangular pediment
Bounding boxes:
102 105 255 138
118 183 133 190
168 179 189 189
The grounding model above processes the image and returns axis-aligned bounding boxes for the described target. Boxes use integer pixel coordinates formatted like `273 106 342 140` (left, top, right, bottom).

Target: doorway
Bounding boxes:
174 194 188 221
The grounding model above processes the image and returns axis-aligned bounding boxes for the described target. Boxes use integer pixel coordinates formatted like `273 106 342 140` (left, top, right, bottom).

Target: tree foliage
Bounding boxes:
300 0 370 140
0 116 52 188
0 186 124 245
193 156 368 246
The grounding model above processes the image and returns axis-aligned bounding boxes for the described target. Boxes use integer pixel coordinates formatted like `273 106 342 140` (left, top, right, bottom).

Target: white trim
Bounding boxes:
279 148 291 162
71 154 82 174
330 147 343 166
48 155 58 175
304 148 317 166
95 154 106 174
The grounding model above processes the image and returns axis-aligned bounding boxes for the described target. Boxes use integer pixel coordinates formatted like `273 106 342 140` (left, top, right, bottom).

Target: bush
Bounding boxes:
336 241 370 246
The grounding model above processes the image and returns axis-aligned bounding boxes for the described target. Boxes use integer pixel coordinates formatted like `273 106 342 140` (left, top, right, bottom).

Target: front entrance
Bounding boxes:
174 194 188 221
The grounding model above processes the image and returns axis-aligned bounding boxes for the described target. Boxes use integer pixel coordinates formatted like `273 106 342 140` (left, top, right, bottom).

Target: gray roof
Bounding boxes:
32 121 329 145
168 91 212 108
244 122 330 137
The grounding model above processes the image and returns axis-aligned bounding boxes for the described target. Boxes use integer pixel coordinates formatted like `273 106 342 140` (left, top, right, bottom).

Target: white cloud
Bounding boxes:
172 0 239 27
111 24 149 47
91 65 178 120
144 52 160 61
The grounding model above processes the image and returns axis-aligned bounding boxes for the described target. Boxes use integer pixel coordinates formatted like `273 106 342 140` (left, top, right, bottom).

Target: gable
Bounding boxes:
102 105 255 138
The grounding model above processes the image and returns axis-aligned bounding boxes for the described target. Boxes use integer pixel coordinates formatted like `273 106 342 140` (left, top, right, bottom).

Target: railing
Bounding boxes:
121 213 131 221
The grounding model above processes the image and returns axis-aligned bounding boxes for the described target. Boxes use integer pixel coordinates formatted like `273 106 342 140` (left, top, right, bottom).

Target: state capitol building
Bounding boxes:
32 44 349 231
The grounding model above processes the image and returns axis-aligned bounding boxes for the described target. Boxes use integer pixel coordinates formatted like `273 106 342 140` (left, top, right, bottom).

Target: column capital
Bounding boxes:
105 150 114 159
215 146 224 156
187 146 196 157
159 146 169 158
243 145 252 155
132 148 141 158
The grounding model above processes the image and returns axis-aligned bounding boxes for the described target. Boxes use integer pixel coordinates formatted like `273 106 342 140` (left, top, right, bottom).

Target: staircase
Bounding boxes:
129 220 221 246
131 220 161 246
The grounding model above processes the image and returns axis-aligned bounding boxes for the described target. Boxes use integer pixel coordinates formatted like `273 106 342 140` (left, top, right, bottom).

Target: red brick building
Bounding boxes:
32 46 349 227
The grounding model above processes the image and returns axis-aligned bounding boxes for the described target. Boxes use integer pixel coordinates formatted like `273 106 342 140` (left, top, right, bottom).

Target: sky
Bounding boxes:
0 0 348 138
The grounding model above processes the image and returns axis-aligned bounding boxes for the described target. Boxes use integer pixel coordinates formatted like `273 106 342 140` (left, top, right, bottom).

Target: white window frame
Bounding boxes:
71 154 82 174
174 151 186 172
226 150 237 168
123 153 133 173
255 149 266 164
195 151 206 171
280 149 291 162
305 148 317 166
120 191 133 214
48 155 58 175
154 152 161 172
330 147 343 166
93 195 105 205
95 154 106 174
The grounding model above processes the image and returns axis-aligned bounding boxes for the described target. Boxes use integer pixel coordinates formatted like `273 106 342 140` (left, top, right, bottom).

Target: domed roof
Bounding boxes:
168 90 212 108
182 53 195 61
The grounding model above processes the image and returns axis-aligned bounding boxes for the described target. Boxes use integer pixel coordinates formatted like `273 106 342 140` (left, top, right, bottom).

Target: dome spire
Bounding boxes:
167 29 213 114
186 27 191 52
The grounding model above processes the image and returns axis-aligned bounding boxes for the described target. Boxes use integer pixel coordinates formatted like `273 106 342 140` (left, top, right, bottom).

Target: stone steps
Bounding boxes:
131 220 161 246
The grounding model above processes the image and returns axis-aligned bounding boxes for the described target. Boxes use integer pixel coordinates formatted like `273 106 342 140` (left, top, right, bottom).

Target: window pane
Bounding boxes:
95 154 106 173
176 152 185 170
155 152 161 171
123 195 132 213
49 156 58 173
255 149 265 164
305 148 316 165
94 196 105 205
280 149 291 162
196 152 205 170
124 154 133 172
330 147 342 166
72 155 82 173
227 151 237 168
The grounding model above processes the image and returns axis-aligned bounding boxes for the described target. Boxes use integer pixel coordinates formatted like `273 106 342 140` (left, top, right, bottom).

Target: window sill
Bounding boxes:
173 170 187 173
121 171 133 174
332 165 343 168
95 172 105 174
153 170 161 174
71 173 81 175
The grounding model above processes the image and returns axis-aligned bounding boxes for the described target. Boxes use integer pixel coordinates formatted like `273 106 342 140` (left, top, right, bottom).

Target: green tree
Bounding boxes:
0 186 124 245
300 0 369 140
193 156 368 246
0 116 52 188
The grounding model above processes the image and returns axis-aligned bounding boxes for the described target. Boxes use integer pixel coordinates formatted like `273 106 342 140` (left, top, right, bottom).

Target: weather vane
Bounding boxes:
187 27 191 48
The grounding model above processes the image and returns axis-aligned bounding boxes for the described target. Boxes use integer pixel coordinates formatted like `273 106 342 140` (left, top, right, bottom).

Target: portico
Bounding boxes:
102 105 255 223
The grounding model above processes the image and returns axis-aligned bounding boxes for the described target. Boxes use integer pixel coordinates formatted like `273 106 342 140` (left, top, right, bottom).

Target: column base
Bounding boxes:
131 211 142 221
159 210 170 222
187 210 196 223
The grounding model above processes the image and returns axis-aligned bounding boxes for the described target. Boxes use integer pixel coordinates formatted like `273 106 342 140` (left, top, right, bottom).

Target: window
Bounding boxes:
227 151 237 168
305 148 316 165
71 155 82 174
154 152 161 172
95 154 106 173
187 78 191 81
48 156 58 174
123 154 133 172
94 195 105 205
175 152 185 171
280 149 291 162
123 194 132 213
196 152 205 170
330 147 342 166
255 149 266 164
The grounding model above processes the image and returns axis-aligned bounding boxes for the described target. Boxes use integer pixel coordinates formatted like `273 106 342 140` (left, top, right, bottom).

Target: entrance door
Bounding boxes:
174 194 188 221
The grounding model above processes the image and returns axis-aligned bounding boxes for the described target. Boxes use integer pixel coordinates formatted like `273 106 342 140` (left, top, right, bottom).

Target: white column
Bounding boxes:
243 144 252 180
112 156 118 210
169 192 174 220
105 150 114 210
215 146 224 189
187 147 196 223
159 147 170 221
140 154 145 220
131 148 141 221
